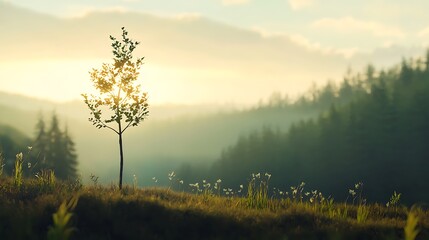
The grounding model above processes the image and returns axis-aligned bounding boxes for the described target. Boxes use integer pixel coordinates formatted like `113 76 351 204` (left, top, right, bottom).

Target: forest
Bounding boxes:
177 51 429 205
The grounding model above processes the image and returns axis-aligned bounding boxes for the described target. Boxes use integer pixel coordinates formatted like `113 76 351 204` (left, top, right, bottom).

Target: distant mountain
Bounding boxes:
0 90 323 185
0 1 352 104
0 123 31 172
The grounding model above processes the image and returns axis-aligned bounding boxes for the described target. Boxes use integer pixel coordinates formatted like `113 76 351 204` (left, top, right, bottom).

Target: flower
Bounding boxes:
216 179 222 183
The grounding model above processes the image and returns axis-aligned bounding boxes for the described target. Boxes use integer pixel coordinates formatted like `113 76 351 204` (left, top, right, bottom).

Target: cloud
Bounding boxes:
288 0 316 11
64 6 129 18
253 27 358 59
221 0 249 6
312 17 404 38
289 34 358 58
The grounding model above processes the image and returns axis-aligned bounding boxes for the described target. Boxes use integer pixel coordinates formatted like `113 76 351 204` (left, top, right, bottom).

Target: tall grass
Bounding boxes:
14 152 23 188
245 173 270 209
0 152 4 177
35 169 56 191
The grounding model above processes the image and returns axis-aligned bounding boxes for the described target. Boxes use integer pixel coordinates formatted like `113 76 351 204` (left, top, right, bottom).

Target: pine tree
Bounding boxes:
33 114 49 171
47 113 63 170
43 113 78 180
61 126 78 180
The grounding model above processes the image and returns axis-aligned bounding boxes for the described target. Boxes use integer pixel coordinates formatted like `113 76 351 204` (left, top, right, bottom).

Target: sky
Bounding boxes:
1 0 429 105
7 0 429 53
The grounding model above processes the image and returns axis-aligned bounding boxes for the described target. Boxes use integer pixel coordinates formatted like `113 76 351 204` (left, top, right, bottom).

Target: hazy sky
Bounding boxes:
1 0 428 105
7 0 429 53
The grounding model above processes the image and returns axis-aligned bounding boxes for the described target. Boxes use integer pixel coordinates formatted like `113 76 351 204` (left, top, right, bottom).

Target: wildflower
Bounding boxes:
265 173 271 179
279 191 284 195
168 171 175 180
305 192 310 196
300 182 305 187
349 189 356 196
179 180 184 184
216 179 222 183
27 146 33 151
203 180 206 184
310 198 314 203
239 185 243 189
255 173 261 178
27 162 31 168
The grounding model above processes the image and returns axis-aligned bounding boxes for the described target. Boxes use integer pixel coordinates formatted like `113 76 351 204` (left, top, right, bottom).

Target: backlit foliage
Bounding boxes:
82 27 148 134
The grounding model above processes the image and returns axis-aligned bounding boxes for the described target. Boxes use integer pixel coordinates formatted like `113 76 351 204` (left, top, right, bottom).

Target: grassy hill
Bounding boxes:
0 177 428 240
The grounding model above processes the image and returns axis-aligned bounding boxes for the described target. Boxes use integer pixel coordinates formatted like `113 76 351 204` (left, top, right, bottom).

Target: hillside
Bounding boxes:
0 178 428 240
0 124 31 168
0 91 324 185
207 51 429 204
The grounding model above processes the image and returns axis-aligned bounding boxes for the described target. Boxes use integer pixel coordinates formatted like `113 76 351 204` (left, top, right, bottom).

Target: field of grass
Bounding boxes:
0 175 428 240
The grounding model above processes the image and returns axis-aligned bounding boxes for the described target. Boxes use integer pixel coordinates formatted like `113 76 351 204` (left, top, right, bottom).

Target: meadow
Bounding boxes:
0 161 428 240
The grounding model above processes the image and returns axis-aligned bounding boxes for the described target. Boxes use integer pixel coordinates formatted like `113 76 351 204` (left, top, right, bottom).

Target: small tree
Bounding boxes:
82 27 149 189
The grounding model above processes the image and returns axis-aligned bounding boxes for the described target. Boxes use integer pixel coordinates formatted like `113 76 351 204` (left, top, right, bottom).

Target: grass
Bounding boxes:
0 177 428 240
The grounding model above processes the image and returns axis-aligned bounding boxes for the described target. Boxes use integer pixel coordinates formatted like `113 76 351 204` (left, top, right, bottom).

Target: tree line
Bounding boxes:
0 113 78 180
196 51 429 204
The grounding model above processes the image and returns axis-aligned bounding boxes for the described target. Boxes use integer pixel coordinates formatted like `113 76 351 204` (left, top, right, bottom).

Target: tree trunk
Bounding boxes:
119 132 124 189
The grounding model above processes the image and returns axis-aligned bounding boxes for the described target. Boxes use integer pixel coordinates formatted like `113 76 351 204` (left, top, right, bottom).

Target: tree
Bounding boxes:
32 113 78 180
60 126 78 180
82 27 149 189
48 113 63 170
33 113 48 169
